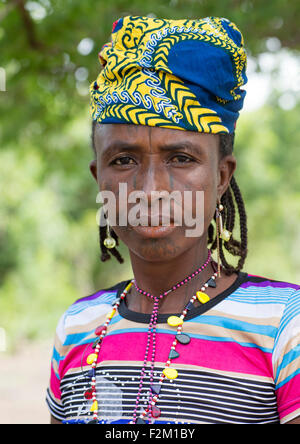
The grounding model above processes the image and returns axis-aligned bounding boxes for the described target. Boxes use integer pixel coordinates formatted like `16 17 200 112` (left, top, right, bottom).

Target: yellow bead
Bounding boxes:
163 368 178 379
125 282 133 292
220 229 231 242
90 400 98 412
106 310 115 320
167 316 183 327
196 291 210 304
104 237 116 249
86 353 97 365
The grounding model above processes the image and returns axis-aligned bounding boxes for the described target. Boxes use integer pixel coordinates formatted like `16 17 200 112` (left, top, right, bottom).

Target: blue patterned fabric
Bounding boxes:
90 16 248 134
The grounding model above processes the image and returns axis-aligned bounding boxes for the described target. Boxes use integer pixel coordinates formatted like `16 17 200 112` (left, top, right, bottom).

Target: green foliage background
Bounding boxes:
0 0 299 350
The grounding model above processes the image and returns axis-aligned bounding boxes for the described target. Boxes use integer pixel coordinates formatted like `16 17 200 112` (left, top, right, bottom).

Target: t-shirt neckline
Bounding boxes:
117 271 248 324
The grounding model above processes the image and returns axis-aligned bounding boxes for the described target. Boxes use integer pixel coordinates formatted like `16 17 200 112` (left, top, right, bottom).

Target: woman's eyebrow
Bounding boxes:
101 141 141 158
100 140 204 159
159 141 203 156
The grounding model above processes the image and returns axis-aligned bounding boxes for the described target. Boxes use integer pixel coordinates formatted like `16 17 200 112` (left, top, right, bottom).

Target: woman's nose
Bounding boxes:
139 159 169 200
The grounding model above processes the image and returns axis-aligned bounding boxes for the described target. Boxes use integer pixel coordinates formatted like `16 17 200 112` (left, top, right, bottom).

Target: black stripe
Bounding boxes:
58 365 279 424
117 272 249 323
61 365 276 391
46 389 66 421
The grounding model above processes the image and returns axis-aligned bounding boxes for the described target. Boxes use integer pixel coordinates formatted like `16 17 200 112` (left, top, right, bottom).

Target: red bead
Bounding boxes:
151 406 161 418
95 325 106 336
84 389 93 400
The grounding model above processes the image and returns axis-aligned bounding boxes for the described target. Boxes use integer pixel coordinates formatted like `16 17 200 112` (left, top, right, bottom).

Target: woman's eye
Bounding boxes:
170 154 193 163
112 156 136 165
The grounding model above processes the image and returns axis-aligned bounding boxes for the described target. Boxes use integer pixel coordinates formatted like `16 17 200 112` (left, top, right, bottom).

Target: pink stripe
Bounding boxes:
50 366 62 400
59 343 93 378
88 333 273 377
276 374 300 419
177 337 273 377
59 332 273 379
279 402 300 422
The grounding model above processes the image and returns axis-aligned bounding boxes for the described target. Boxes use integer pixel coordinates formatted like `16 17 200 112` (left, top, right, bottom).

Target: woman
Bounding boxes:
47 16 300 424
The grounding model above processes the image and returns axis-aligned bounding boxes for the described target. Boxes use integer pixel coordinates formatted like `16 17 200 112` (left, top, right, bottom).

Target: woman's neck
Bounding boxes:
126 239 220 314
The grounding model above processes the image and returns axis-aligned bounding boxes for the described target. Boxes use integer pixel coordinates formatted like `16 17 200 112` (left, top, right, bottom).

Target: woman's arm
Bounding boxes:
286 415 300 424
50 415 62 424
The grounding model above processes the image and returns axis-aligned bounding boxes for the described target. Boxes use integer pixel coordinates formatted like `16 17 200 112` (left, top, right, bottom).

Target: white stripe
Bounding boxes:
64 303 112 329
66 292 117 316
273 312 300 366
228 286 292 303
217 299 285 319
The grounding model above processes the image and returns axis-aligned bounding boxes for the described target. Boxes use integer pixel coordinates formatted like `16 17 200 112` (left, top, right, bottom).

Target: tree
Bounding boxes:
0 0 299 347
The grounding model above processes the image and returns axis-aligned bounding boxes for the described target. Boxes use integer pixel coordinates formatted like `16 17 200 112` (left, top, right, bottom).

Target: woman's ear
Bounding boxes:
89 159 98 183
217 154 237 197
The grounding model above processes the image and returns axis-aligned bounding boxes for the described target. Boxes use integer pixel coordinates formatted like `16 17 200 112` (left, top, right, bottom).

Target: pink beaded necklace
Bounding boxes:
84 250 218 424
131 250 212 422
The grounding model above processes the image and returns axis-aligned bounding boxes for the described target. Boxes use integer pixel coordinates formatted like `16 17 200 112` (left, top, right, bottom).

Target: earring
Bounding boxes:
103 218 116 250
215 204 222 277
215 201 232 277
217 202 231 242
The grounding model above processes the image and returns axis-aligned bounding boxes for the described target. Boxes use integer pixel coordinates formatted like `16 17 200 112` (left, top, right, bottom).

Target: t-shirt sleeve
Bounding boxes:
46 313 67 422
273 287 300 423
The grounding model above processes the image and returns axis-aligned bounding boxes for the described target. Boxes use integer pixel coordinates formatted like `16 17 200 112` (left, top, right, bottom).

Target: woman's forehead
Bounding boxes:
94 123 219 153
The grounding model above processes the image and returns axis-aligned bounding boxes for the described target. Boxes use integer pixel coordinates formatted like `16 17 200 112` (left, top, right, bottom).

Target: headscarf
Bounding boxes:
90 16 247 134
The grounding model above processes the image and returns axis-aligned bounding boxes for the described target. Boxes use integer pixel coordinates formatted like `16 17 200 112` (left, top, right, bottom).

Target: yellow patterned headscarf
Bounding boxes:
90 16 247 134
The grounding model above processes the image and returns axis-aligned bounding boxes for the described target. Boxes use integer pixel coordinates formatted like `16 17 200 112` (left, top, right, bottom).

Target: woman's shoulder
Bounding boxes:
233 270 300 303
55 280 131 342
61 279 131 320
73 279 130 306
239 271 299 290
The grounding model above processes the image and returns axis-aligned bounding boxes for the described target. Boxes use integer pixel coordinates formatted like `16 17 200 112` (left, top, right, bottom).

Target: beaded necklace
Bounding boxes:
84 251 218 424
131 251 212 422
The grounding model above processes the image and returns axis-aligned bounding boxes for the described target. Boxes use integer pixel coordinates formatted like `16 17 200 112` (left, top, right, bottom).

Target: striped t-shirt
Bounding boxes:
46 272 300 424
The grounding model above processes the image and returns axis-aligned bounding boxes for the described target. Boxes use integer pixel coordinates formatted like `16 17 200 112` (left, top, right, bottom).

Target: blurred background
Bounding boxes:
0 0 299 424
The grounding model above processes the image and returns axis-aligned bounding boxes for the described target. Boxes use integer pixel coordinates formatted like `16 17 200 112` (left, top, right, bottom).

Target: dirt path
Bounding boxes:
0 340 53 424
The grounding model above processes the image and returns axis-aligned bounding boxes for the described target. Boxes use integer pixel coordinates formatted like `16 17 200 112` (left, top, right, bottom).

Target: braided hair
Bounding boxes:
207 133 248 275
91 122 248 274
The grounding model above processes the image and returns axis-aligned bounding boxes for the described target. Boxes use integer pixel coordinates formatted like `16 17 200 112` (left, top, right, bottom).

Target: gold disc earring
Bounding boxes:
215 204 221 277
103 218 116 249
217 201 231 242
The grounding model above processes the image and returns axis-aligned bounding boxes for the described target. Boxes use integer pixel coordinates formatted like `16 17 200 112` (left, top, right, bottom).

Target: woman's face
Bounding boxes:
90 123 236 262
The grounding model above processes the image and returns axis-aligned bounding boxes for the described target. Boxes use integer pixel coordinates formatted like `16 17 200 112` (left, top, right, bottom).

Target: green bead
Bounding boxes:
169 349 180 360
176 333 191 345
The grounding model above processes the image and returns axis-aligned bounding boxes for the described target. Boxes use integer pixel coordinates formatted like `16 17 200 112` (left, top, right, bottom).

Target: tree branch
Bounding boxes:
13 0 44 50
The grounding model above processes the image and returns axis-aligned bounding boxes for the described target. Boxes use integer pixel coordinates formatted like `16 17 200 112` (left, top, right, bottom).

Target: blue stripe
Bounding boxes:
227 287 291 305
52 346 62 364
278 291 300 334
63 330 94 346
274 343 300 383
274 291 300 348
66 292 117 316
275 367 300 390
189 315 277 338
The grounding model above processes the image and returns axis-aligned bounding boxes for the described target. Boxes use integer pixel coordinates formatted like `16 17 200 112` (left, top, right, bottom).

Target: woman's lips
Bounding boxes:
130 214 177 238
132 224 176 238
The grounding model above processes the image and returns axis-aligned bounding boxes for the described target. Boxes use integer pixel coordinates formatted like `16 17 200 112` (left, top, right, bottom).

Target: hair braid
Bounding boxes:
207 134 248 275
99 224 124 264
